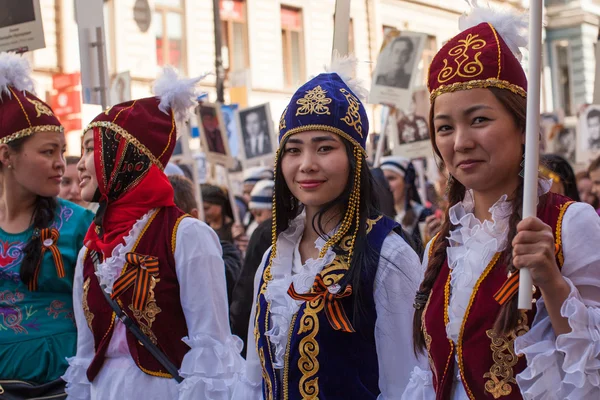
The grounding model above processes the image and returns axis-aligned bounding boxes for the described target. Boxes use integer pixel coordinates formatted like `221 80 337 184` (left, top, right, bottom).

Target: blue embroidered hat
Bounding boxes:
277 56 369 154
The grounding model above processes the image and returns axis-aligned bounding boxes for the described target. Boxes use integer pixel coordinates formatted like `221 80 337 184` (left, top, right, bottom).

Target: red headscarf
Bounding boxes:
84 126 175 257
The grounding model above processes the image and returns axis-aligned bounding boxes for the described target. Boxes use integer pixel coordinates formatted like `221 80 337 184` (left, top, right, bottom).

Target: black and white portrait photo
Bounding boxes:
370 30 427 110
0 0 36 29
375 36 419 90
585 107 600 150
238 104 274 160
196 103 234 168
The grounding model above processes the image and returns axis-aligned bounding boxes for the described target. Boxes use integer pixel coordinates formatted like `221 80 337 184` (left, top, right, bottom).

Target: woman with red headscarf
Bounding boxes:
62 68 243 399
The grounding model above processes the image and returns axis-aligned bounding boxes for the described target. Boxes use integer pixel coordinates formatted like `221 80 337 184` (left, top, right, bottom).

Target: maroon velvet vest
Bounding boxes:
82 206 191 381
423 193 574 400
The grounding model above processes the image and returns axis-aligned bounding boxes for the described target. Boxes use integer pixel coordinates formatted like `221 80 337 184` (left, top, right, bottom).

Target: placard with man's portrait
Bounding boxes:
578 105 600 164
370 30 427 110
236 103 275 164
196 103 234 168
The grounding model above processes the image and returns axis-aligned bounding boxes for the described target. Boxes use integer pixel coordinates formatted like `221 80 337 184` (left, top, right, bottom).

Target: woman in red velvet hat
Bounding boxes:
0 53 94 398
404 3 600 400
62 68 243 400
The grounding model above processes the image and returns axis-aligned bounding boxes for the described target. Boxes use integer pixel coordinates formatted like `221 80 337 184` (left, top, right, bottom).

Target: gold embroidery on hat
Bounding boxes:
296 85 332 116
0 125 64 145
483 311 529 398
339 88 364 138
279 106 288 132
430 79 526 103
26 97 55 118
437 33 486 84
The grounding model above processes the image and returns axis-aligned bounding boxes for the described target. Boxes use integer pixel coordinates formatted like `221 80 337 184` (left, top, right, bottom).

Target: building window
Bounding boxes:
281 6 305 87
154 0 186 73
554 40 572 115
419 35 437 86
220 0 249 74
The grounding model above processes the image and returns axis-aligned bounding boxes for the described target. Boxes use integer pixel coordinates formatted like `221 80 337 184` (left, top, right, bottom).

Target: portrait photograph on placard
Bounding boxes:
389 87 433 159
369 30 427 110
236 103 275 163
221 103 240 158
196 103 234 168
577 105 600 164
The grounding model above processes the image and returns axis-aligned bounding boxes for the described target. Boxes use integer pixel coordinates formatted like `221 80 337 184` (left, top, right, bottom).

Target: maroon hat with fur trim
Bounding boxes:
0 52 63 145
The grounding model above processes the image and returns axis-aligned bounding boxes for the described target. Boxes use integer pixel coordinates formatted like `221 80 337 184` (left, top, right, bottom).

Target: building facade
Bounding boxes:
28 0 578 155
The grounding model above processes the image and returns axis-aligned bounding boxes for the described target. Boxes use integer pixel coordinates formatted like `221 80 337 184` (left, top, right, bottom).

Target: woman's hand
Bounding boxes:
232 222 249 254
424 212 443 243
512 216 564 290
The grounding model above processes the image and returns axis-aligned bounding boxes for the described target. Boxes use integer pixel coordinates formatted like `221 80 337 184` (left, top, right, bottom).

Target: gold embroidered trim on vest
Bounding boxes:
295 85 332 116
136 355 173 379
82 277 94 330
555 201 574 267
172 214 191 255
259 347 274 400
297 297 323 399
421 295 437 382
483 311 529 398
128 276 162 344
440 272 455 384
366 215 383 234
457 252 502 400
283 313 298 400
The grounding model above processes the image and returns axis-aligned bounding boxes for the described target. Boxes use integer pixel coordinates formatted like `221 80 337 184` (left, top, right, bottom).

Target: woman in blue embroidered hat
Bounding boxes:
0 53 94 398
232 55 424 399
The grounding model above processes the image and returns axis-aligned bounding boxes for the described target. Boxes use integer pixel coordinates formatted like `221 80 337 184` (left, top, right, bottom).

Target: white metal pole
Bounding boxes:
519 0 543 310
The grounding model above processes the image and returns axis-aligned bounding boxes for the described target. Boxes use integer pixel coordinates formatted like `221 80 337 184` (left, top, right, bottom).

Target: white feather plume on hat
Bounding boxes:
153 66 207 122
0 52 35 99
459 0 528 61
324 52 369 102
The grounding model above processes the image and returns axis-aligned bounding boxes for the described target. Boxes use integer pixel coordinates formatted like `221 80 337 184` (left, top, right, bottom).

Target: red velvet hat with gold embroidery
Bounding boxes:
85 67 201 170
0 52 63 145
427 1 528 103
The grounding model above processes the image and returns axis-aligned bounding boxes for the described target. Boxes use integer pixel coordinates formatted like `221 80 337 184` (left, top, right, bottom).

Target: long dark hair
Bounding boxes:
413 87 527 354
2 136 57 287
274 136 380 322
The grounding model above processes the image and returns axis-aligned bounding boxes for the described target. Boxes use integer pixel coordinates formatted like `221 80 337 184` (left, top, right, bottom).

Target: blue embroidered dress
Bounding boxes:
0 199 93 383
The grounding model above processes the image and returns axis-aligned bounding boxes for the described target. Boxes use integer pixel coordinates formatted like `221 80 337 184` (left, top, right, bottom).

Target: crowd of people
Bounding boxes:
1 2 599 400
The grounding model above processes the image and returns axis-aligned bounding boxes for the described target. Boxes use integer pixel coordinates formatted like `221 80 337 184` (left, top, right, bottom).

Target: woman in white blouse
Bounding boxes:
233 56 423 399
403 4 600 400
62 68 243 399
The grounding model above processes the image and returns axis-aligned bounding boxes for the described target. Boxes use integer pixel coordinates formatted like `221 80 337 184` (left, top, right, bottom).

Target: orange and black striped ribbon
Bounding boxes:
29 228 65 291
111 252 159 310
494 243 560 305
287 274 355 333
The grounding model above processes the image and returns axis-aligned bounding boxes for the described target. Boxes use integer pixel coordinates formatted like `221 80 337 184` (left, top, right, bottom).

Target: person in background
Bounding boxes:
63 67 243 399
246 179 274 237
0 52 94 399
576 170 599 210
168 174 242 306
541 153 581 201
380 155 432 249
201 183 249 253
201 183 235 242
59 156 87 207
241 166 273 204
370 167 397 220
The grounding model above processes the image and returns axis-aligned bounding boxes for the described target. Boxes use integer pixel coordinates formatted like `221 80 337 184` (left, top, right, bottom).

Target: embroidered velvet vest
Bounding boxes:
423 193 574 400
83 206 191 381
255 215 398 400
